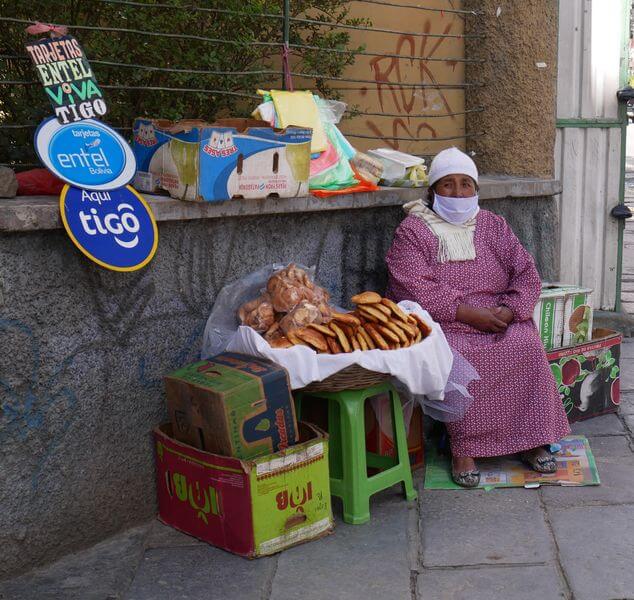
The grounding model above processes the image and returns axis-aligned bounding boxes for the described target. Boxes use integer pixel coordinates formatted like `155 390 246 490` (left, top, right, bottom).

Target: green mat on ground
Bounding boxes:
424 435 600 490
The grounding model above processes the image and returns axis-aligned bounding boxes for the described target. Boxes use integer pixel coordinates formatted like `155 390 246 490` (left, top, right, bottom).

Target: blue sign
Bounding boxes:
36 118 136 191
60 185 158 271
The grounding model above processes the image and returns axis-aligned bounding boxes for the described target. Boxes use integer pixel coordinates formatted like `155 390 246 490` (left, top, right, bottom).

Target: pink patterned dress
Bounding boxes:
386 209 570 457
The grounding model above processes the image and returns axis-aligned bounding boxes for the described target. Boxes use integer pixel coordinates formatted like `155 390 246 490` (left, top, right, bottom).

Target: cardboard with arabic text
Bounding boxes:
154 421 333 558
165 353 299 460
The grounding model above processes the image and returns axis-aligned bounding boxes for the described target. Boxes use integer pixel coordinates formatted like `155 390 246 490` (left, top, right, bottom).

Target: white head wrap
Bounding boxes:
428 147 478 187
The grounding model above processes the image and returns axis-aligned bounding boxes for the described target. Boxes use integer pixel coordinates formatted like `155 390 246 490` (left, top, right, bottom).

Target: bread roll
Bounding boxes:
331 311 362 327
364 323 390 351
329 322 351 353
350 335 361 351
237 294 276 333
409 313 432 337
356 332 369 351
358 327 376 350
287 330 308 346
380 298 410 322
279 300 322 334
369 302 391 316
307 323 336 338
358 305 389 324
383 320 408 344
377 324 400 344
295 327 329 352
269 336 293 349
392 319 417 339
351 291 382 305
326 336 343 354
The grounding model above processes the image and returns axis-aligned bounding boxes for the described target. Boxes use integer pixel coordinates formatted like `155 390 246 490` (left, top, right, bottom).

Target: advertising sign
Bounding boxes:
59 184 158 271
25 34 107 124
35 118 136 191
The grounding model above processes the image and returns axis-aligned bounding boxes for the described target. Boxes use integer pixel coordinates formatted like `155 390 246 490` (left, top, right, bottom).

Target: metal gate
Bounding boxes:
555 0 630 310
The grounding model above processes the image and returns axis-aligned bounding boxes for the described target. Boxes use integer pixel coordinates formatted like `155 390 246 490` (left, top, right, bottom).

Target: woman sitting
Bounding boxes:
385 147 570 488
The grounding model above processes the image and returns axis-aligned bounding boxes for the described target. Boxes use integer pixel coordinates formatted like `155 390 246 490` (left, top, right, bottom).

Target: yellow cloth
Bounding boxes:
270 90 328 153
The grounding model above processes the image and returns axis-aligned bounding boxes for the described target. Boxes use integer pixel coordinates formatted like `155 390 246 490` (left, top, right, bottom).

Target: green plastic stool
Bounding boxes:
295 382 417 525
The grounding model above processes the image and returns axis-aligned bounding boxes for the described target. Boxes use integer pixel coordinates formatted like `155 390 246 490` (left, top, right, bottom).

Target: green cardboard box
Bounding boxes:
165 353 298 460
533 284 593 350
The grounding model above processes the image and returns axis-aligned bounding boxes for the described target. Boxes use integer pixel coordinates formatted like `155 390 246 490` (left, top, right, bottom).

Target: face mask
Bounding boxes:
433 193 479 225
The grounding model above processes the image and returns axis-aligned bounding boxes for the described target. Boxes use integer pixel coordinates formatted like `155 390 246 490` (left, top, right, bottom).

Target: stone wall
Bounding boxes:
464 0 559 177
0 197 557 578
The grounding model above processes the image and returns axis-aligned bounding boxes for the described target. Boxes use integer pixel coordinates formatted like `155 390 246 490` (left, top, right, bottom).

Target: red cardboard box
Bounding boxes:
365 393 425 471
547 328 622 422
154 421 333 558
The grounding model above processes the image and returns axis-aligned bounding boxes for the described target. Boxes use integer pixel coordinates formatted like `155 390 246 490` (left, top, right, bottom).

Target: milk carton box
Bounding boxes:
132 118 312 202
533 285 566 350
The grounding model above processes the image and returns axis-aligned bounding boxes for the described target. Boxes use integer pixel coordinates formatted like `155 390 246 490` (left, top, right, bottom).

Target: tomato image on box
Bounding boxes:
165 353 298 460
154 422 333 557
547 329 621 422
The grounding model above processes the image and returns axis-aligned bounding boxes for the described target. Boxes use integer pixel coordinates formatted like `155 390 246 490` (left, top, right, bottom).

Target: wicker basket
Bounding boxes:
301 364 390 393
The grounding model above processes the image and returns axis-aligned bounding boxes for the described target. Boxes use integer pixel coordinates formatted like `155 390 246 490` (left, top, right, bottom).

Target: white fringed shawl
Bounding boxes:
404 199 479 263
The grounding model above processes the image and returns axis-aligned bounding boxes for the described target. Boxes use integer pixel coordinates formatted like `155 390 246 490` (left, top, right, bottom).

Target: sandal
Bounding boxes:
520 449 557 474
452 469 481 488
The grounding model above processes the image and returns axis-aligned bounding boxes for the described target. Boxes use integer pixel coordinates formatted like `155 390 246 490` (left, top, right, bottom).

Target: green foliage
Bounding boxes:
0 0 367 169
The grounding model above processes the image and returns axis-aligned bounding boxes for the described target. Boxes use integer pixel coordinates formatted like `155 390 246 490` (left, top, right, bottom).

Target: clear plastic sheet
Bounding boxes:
392 348 479 423
202 263 310 358
317 98 347 124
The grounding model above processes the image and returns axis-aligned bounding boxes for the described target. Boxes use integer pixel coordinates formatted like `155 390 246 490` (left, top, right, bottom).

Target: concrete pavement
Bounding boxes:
2 342 634 600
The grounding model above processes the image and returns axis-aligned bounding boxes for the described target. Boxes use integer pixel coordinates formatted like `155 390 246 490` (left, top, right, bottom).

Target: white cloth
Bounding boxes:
404 199 478 262
428 146 478 187
433 193 479 225
223 301 453 400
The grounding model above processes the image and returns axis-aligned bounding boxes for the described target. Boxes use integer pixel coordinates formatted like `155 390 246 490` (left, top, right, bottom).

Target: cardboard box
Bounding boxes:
533 285 566 350
547 328 621 422
533 284 593 350
154 421 333 558
132 118 312 202
165 353 298 460
562 287 593 347
365 393 425 471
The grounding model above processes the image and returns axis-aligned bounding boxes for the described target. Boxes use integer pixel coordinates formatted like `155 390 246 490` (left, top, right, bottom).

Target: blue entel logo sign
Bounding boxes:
60 185 158 271
36 117 136 191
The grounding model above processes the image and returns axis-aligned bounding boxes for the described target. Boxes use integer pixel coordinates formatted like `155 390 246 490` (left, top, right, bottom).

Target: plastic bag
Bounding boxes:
392 348 478 423
318 98 347 124
311 166 379 198
16 169 65 196
202 263 320 358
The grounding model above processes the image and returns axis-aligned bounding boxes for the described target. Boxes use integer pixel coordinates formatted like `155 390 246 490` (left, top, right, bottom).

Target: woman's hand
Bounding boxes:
456 304 508 333
491 306 514 325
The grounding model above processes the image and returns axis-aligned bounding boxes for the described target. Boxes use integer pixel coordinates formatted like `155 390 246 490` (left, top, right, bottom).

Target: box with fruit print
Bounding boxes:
547 329 622 423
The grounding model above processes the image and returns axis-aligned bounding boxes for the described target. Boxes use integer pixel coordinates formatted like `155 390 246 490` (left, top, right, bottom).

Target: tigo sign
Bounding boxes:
60 185 158 271
35 118 136 191
25 33 107 124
